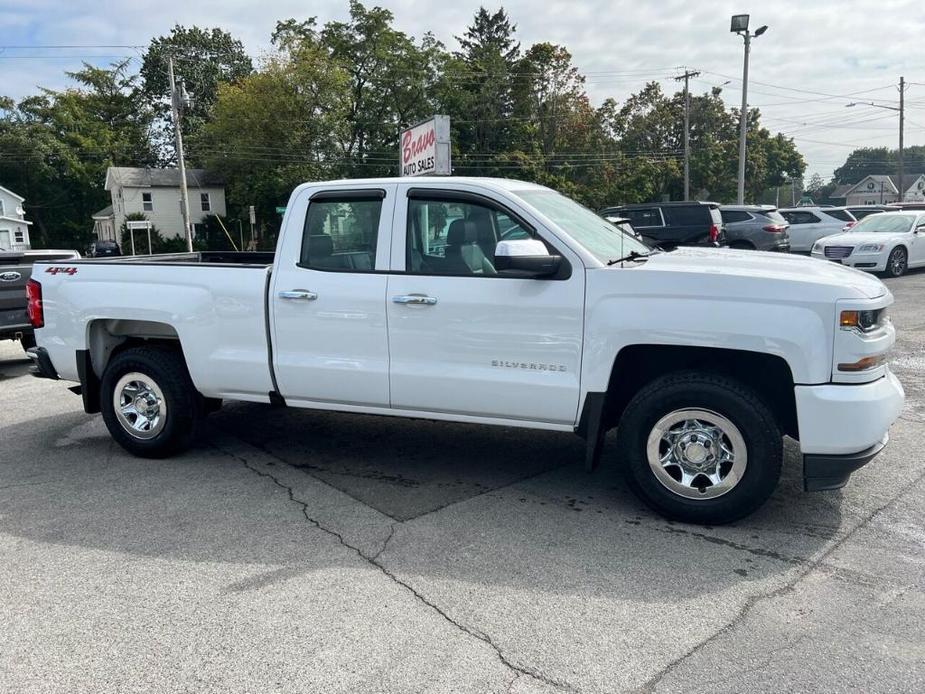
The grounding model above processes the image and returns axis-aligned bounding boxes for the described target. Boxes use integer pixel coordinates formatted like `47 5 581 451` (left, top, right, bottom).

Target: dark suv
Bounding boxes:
599 201 725 249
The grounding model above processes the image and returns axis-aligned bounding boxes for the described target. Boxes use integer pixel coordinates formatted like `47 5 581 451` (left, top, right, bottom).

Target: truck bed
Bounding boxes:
73 251 276 266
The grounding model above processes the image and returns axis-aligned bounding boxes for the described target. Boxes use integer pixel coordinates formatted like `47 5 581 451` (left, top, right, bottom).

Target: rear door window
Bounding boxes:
782 211 820 224
721 210 752 224
301 196 383 271
665 206 708 226
824 209 855 222
624 208 664 228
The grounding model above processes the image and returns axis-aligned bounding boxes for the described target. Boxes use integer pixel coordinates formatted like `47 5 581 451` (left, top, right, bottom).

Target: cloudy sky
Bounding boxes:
3 0 924 182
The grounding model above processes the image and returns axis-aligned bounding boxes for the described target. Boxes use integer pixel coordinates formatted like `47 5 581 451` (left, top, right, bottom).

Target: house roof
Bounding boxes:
890 174 925 191
840 173 925 197
105 167 225 190
0 184 25 201
92 204 114 219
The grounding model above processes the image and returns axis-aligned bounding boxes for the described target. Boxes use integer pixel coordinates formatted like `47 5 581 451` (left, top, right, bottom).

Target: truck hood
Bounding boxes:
626 247 886 300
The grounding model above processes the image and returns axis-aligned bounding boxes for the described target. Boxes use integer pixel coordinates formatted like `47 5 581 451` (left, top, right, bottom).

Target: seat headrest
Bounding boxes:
447 219 475 246
308 234 334 257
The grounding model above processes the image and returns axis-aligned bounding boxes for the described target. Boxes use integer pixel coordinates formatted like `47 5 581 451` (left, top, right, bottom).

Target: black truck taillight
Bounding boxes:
26 278 44 328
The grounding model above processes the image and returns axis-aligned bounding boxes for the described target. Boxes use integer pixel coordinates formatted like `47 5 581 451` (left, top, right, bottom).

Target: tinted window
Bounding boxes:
851 208 883 220
406 199 514 276
624 208 663 227
721 210 752 224
301 198 382 271
666 206 708 226
782 211 820 224
825 209 854 222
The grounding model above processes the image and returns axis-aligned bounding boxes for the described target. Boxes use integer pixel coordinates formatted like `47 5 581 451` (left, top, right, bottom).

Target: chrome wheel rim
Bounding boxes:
890 249 906 276
646 409 747 500
113 372 167 440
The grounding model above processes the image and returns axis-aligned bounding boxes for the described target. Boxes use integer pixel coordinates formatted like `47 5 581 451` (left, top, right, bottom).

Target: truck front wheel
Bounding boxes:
100 346 200 458
616 370 782 524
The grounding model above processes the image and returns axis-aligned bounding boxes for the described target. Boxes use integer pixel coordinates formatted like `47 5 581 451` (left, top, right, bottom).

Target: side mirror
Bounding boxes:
494 239 561 278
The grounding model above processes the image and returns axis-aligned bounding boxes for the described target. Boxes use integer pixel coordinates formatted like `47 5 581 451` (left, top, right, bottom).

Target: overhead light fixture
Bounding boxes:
730 14 749 32
755 25 769 36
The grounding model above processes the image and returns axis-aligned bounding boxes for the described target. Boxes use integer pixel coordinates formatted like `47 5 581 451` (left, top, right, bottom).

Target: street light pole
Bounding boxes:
736 33 750 205
730 15 767 205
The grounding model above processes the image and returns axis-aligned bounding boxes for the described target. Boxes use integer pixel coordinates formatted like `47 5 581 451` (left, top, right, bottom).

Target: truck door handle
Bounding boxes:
392 294 437 306
279 289 318 301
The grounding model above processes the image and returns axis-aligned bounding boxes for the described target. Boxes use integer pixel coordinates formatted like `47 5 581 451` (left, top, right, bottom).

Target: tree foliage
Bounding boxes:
2 1 809 250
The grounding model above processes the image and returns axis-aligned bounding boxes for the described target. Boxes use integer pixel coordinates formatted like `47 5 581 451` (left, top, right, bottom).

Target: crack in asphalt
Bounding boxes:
370 523 395 562
636 464 925 693
226 448 575 693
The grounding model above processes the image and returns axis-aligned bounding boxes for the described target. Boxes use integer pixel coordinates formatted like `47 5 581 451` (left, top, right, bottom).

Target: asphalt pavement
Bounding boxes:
1 270 923 693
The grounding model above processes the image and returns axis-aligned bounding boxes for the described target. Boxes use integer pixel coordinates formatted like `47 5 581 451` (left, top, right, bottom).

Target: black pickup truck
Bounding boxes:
1 249 79 351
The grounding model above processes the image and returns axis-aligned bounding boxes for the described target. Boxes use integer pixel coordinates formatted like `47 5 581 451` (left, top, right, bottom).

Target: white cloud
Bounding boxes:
3 0 924 180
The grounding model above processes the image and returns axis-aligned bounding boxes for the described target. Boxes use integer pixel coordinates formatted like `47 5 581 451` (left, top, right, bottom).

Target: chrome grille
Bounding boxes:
824 246 853 259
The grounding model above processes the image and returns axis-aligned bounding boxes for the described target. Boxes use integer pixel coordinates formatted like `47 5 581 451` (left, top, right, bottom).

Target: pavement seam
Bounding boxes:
636 463 925 693
226 447 576 693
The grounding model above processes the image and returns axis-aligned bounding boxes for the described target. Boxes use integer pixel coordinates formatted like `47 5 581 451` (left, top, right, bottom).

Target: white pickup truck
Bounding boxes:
28 177 904 524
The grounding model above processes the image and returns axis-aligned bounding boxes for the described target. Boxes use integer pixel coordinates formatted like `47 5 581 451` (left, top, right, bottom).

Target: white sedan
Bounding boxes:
811 211 925 277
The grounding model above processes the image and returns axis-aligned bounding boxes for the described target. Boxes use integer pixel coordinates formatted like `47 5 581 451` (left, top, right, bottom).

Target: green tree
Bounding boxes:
140 25 253 162
444 7 521 175
199 39 349 245
832 146 925 184
0 61 155 248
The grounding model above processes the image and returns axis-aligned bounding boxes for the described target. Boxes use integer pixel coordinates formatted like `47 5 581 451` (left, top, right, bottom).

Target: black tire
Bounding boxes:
19 333 36 352
100 345 201 458
616 370 782 525
729 241 754 250
885 246 907 278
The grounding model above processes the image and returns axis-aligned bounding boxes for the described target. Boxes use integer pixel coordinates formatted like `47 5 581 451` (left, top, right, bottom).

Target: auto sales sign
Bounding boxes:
400 116 451 176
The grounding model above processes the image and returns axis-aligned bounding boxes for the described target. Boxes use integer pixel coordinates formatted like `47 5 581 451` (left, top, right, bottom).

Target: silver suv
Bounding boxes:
719 205 791 252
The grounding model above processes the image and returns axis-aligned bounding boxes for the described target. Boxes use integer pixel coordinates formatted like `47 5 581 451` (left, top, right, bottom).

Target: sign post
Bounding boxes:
126 220 152 255
399 116 451 177
248 205 257 249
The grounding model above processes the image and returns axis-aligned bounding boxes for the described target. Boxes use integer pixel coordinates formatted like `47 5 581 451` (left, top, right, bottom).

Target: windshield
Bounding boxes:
515 190 651 263
848 214 915 234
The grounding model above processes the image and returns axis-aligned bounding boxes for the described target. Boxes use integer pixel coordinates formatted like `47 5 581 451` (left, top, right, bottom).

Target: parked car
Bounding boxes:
779 207 857 252
599 201 726 249
88 240 122 257
810 211 925 277
601 214 641 240
28 177 902 525
847 205 892 221
719 205 790 252
0 249 80 352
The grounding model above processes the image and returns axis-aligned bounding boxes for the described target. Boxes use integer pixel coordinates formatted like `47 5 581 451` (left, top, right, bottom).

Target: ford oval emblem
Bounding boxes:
0 271 22 282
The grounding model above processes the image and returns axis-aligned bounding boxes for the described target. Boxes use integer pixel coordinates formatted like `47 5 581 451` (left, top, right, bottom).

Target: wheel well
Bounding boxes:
87 319 181 378
603 345 798 438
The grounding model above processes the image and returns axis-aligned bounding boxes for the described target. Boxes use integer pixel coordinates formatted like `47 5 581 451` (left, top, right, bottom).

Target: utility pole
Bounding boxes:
168 55 194 253
898 76 905 202
674 69 700 201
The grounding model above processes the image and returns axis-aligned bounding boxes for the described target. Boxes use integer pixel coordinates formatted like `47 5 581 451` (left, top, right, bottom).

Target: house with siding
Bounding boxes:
831 174 925 206
92 167 226 241
0 185 33 251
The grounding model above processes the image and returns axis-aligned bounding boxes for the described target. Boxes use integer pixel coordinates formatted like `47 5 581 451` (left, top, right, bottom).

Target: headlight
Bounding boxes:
840 308 888 333
812 243 821 253
857 243 885 252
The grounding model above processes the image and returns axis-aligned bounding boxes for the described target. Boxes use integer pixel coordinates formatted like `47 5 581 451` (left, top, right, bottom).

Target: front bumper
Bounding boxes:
804 435 888 491
796 371 903 490
810 249 887 272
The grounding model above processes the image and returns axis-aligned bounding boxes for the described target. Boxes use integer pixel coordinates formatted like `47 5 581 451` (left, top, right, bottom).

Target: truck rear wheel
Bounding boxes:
100 345 200 458
616 370 782 524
